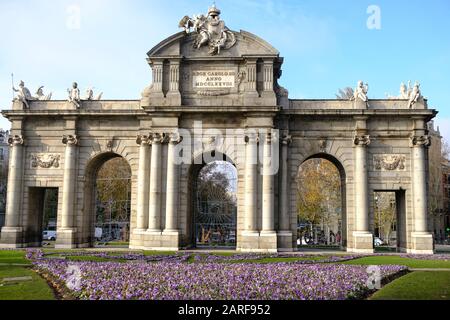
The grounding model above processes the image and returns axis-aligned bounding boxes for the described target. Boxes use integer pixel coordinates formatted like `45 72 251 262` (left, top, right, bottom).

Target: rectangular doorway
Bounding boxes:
27 187 59 246
373 190 406 252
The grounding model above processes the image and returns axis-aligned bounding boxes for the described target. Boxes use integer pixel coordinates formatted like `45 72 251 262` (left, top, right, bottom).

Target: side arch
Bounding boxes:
80 151 133 247
291 152 348 249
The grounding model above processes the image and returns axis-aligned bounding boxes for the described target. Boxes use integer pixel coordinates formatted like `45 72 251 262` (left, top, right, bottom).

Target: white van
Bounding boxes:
42 230 57 241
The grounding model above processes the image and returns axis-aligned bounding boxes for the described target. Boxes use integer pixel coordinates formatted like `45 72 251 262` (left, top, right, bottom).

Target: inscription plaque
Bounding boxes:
193 70 236 89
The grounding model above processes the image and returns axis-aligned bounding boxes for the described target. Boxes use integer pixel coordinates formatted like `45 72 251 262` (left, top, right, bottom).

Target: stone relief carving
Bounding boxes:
373 155 406 171
179 4 236 55
196 89 230 96
106 139 114 151
318 139 327 152
353 134 371 146
31 154 61 169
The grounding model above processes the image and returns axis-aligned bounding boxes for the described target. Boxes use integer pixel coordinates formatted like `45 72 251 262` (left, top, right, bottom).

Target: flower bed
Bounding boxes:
33 259 406 300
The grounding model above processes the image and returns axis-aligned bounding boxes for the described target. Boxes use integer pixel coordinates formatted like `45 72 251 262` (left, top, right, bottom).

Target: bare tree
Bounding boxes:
336 87 354 100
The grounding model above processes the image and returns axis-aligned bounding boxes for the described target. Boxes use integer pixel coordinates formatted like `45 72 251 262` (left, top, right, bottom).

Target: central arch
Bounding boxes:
187 152 238 249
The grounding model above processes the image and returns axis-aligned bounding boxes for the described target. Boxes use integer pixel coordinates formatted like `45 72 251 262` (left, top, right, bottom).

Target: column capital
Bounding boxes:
281 134 292 145
353 134 370 146
410 135 431 148
62 135 78 146
245 133 259 144
8 135 24 146
263 131 278 145
136 134 151 146
149 132 165 144
168 132 183 145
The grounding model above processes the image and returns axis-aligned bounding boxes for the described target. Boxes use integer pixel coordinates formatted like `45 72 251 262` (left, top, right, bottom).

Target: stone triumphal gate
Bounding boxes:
0 6 436 253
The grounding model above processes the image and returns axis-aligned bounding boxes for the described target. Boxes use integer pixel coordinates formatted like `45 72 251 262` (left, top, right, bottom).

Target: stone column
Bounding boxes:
352 133 374 253
263 60 274 92
169 62 180 92
410 134 434 253
261 132 275 233
277 133 293 250
245 59 258 95
152 61 164 95
167 60 182 105
57 135 78 248
61 135 78 229
279 135 291 231
135 135 151 231
147 133 164 233
1 135 24 246
164 132 182 233
244 133 259 235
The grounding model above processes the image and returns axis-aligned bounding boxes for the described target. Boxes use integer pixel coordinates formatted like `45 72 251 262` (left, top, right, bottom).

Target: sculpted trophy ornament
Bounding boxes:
35 86 52 100
179 4 236 55
84 87 103 100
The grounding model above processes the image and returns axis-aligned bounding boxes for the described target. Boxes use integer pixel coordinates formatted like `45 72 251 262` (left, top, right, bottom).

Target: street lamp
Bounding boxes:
375 195 381 239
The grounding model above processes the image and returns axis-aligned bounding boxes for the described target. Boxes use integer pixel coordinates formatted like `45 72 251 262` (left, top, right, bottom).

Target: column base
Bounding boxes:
238 231 278 252
277 231 294 252
410 232 434 254
133 229 180 250
352 231 374 253
55 228 78 249
0 227 24 247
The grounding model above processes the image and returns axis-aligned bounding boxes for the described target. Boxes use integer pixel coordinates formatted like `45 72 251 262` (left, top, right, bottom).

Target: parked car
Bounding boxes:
42 230 57 241
95 227 103 241
374 237 384 246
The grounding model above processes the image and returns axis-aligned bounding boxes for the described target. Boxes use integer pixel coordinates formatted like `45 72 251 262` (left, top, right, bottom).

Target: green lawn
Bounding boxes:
143 250 177 256
341 256 450 269
0 266 55 300
0 250 29 265
371 271 450 300
229 256 329 264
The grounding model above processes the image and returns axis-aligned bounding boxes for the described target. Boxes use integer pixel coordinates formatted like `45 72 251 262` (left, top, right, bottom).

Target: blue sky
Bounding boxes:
0 0 449 139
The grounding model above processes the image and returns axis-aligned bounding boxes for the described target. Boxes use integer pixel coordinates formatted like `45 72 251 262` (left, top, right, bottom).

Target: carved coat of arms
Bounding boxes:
179 5 236 55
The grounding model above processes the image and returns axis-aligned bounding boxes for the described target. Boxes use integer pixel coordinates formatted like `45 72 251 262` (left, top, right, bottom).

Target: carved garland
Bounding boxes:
31 154 61 169
374 155 406 171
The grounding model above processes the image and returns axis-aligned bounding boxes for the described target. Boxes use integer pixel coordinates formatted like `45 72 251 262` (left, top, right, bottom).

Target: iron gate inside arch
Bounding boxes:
195 161 237 248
